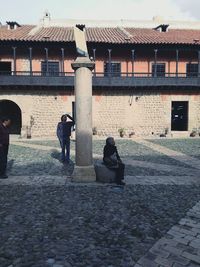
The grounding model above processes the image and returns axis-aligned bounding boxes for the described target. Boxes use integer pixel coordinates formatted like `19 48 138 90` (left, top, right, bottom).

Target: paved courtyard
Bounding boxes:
0 137 200 267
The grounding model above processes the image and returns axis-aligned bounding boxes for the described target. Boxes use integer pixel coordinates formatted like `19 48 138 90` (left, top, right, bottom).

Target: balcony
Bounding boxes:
0 71 200 88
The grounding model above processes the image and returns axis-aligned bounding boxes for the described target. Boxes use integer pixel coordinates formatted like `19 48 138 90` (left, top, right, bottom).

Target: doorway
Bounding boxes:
171 101 188 131
0 100 22 134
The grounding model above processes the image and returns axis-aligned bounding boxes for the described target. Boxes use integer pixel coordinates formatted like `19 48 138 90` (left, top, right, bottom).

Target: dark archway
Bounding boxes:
0 100 22 134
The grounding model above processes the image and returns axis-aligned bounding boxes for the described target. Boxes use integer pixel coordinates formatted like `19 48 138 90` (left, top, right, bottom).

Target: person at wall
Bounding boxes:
103 137 125 185
57 114 75 163
0 117 11 179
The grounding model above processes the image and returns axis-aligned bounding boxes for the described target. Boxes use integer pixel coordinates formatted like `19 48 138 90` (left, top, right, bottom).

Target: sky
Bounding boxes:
0 0 200 25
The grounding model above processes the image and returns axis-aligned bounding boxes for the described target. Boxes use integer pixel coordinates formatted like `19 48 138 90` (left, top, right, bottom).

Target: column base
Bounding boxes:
72 165 96 183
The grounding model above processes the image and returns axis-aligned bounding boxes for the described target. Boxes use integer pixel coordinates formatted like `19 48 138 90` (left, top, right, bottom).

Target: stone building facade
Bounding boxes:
0 17 200 137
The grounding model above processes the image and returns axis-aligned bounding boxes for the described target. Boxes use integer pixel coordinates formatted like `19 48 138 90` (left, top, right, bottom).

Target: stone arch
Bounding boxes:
0 100 22 134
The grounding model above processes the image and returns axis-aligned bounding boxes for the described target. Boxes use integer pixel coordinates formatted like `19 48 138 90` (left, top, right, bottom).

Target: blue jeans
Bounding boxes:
60 138 70 162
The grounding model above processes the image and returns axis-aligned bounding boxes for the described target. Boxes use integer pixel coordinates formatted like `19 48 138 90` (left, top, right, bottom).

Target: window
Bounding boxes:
41 61 60 76
152 63 166 77
0 62 12 75
186 63 198 77
104 62 121 77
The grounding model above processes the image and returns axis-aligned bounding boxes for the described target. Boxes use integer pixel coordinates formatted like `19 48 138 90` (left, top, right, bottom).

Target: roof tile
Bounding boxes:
0 25 200 45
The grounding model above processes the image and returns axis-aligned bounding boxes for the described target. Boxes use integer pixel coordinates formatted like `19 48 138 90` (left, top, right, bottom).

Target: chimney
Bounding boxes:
154 24 169 33
42 10 51 26
6 21 21 30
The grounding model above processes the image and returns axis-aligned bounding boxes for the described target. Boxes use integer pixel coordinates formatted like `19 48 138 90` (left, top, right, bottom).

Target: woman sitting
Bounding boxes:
103 137 125 185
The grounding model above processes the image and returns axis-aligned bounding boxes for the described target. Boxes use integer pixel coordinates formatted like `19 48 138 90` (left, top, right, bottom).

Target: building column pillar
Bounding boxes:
108 49 112 76
131 49 135 76
45 48 49 74
92 48 96 76
12 47 16 74
176 49 179 77
61 48 65 74
198 50 200 77
154 49 158 77
29 47 32 75
71 56 96 182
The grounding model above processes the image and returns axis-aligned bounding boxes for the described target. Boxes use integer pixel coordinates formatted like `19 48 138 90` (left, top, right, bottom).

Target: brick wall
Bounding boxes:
93 89 200 137
0 89 75 137
0 88 199 137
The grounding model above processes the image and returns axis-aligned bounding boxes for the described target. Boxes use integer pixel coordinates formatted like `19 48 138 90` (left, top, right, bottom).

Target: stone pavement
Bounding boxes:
2 138 200 266
124 159 199 177
135 201 200 267
13 139 200 175
134 139 200 171
12 141 100 158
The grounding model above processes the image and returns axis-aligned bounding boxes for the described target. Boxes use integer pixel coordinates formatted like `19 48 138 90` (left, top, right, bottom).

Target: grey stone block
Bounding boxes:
94 162 116 183
182 251 200 264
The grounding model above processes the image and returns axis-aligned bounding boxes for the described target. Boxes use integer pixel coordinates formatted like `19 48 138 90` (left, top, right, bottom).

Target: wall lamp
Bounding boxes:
135 96 141 102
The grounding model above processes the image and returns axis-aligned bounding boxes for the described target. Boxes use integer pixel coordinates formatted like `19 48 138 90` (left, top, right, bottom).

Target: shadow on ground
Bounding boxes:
7 159 74 176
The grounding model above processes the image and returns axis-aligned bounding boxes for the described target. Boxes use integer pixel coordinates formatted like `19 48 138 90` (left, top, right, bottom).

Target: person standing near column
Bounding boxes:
57 114 75 163
0 117 11 179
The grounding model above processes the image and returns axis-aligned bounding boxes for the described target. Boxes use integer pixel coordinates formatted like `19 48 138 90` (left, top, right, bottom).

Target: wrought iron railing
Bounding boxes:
0 71 199 78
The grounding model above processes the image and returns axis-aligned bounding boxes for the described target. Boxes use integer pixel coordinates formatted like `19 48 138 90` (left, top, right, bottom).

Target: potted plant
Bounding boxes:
92 127 98 135
129 131 135 138
118 128 125 138
26 115 35 139
190 130 197 137
164 127 169 135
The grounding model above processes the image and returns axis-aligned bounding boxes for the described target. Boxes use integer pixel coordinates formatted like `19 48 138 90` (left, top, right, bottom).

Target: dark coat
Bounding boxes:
103 144 121 168
57 121 74 141
0 122 9 146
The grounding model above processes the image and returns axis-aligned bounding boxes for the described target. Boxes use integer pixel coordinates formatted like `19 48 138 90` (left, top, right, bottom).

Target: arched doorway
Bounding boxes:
0 100 22 134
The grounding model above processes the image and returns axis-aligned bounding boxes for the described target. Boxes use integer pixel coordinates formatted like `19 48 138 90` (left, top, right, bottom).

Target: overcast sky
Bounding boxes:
0 0 200 24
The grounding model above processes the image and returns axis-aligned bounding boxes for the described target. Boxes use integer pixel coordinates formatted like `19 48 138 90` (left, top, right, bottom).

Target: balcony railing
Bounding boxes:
0 71 199 77
0 71 200 87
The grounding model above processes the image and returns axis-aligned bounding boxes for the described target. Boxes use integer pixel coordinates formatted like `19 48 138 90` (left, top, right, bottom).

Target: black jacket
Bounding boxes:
103 144 121 167
0 122 9 146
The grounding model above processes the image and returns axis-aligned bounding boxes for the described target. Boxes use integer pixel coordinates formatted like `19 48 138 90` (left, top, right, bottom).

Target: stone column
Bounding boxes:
71 56 96 182
198 50 200 77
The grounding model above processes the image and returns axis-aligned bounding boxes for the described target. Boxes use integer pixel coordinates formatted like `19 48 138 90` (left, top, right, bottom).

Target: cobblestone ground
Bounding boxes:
135 200 200 267
148 138 200 160
0 138 200 267
1 185 200 267
7 144 74 176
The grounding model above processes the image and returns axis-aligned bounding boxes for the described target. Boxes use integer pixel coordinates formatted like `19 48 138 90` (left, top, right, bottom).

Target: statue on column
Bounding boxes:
74 24 89 57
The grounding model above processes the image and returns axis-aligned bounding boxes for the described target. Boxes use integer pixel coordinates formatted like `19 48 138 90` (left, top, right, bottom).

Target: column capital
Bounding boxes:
71 56 95 71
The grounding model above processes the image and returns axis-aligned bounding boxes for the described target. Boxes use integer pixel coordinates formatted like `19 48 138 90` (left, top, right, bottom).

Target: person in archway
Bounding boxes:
103 137 125 185
0 117 11 179
57 114 75 163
